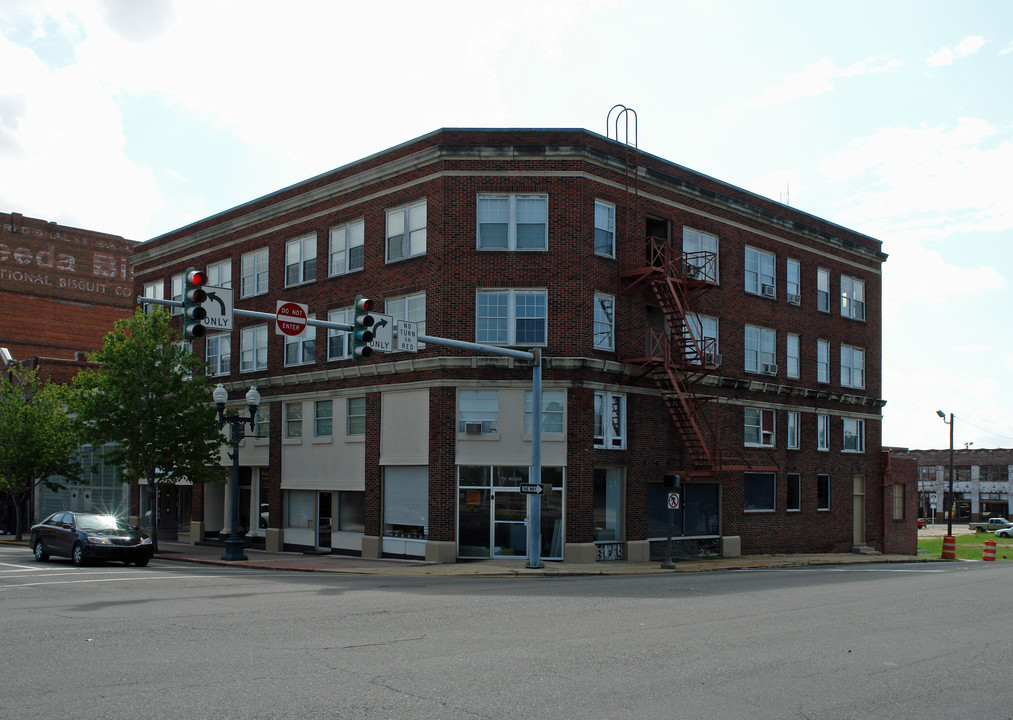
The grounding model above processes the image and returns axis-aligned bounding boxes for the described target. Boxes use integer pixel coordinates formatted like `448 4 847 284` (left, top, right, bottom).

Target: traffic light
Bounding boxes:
183 268 208 340
352 296 375 359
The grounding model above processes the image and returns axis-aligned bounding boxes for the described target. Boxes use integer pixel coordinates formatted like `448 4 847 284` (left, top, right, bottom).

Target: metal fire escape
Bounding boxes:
608 105 750 477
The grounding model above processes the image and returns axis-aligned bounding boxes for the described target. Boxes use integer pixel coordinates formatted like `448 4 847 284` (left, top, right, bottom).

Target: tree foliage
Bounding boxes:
0 365 82 539
73 308 226 548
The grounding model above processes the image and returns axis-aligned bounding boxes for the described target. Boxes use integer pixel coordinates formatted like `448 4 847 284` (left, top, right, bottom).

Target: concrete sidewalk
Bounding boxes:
2 535 940 576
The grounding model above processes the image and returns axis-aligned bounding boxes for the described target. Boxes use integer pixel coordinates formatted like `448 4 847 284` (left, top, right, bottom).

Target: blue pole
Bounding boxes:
527 349 544 568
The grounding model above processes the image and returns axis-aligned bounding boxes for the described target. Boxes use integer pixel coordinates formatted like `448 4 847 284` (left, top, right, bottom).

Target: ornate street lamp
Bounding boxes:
214 383 261 561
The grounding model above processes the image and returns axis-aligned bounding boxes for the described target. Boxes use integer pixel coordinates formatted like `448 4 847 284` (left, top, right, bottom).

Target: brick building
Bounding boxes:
888 447 1013 523
131 127 910 563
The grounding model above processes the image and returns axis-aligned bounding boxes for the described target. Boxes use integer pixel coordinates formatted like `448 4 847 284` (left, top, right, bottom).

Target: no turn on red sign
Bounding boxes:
276 301 309 337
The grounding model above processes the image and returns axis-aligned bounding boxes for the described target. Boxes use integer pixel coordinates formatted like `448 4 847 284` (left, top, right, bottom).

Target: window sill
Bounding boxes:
744 509 775 513
311 436 333 445
283 437 302 445
284 279 316 290
457 433 500 441
744 443 775 449
328 268 363 278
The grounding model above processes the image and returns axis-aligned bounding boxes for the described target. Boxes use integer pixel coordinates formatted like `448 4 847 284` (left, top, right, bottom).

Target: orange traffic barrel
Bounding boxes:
983 538 996 561
942 536 956 559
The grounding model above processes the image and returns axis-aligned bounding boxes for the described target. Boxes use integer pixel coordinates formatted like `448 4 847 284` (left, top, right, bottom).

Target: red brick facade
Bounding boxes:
132 128 899 561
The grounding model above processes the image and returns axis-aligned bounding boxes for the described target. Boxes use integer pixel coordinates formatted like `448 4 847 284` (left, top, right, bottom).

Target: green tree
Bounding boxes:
73 308 225 552
0 366 82 540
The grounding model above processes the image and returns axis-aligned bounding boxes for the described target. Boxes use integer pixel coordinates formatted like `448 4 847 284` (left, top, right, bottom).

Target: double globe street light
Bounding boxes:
213 383 261 561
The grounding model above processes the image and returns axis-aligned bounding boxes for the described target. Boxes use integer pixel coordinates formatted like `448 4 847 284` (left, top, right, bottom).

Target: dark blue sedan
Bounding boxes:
29 512 153 567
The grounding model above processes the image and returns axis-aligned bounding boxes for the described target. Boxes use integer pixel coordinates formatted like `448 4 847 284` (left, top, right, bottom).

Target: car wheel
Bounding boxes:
134 557 149 567
71 543 86 567
33 540 49 562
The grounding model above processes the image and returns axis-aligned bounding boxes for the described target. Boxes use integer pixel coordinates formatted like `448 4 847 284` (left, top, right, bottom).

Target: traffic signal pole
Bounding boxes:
140 296 545 568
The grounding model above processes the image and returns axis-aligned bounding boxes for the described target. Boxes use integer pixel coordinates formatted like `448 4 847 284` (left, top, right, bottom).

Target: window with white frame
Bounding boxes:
745 246 776 297
843 418 865 452
744 407 775 447
787 473 801 511
284 319 315 366
787 411 800 449
594 391 626 449
744 472 776 512
817 339 830 383
314 400 333 438
240 325 268 372
205 334 230 376
285 402 302 438
841 345 865 389
458 390 498 434
142 280 163 314
254 406 269 438
241 248 269 298
347 397 366 435
386 292 426 349
683 228 719 282
206 259 231 289
593 294 615 351
687 313 719 365
327 307 352 360
386 200 426 261
594 200 615 257
786 334 800 379
745 325 776 374
524 390 565 434
285 235 316 287
329 220 364 276
817 267 830 313
476 289 546 346
786 258 800 304
817 413 830 451
817 474 831 510
477 194 548 250
170 274 184 315
841 275 866 321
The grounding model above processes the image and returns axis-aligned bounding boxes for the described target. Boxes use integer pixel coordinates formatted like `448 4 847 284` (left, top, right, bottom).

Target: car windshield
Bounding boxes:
76 514 133 532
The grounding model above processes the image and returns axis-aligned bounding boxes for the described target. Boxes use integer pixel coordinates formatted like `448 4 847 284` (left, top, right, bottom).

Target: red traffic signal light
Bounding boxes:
183 268 208 340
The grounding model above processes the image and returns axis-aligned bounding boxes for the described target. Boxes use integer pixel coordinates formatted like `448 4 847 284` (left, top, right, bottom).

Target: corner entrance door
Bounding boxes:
853 476 866 547
492 490 527 558
317 492 332 551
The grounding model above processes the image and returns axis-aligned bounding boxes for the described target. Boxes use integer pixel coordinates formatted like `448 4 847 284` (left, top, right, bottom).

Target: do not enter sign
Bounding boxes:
276 301 308 337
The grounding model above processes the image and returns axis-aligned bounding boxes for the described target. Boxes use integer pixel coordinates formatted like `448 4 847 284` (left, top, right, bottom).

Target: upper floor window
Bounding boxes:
284 402 302 439
786 334 800 379
787 411 800 449
387 292 426 349
284 319 315 367
745 247 776 298
347 397 366 436
843 418 865 452
477 194 547 251
285 235 316 287
458 390 498 434
476 289 546 346
817 339 830 383
594 200 615 257
687 313 719 366
744 407 775 447
593 294 615 351
143 280 163 300
206 334 230 377
329 220 364 276
170 274 184 315
327 307 352 360
817 474 831 510
240 325 268 372
817 267 830 313
841 345 865 389
386 200 426 262
786 258 801 305
241 248 269 298
206 259 231 289
683 228 719 283
745 325 776 375
524 390 566 434
593 391 626 449
841 276 866 321
817 413 830 451
314 400 333 438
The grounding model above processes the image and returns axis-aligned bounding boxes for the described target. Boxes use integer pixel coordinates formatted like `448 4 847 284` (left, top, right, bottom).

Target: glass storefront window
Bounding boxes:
337 491 364 533
285 490 314 529
647 483 719 538
383 467 428 539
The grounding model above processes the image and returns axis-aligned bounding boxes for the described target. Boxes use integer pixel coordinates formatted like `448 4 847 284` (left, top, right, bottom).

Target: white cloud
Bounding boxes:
742 54 902 108
926 35 985 66
1001 40 1013 56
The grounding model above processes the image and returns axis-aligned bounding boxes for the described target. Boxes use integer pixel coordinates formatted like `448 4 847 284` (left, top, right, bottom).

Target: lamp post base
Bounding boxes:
221 536 248 562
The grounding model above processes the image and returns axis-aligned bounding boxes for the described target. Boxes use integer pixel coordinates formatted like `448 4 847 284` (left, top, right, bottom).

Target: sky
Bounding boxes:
2 0 1012 451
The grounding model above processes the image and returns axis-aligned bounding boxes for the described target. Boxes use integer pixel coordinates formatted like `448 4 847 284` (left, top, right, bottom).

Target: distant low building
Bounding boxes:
886 447 1012 522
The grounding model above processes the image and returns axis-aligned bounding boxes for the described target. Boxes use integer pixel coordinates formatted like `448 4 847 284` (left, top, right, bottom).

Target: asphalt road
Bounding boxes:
1 546 1010 720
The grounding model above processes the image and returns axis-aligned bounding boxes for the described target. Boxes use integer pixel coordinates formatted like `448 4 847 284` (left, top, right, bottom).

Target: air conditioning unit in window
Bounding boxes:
761 284 776 298
686 265 701 280
762 363 778 375
464 422 483 435
787 293 801 306
704 352 723 368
